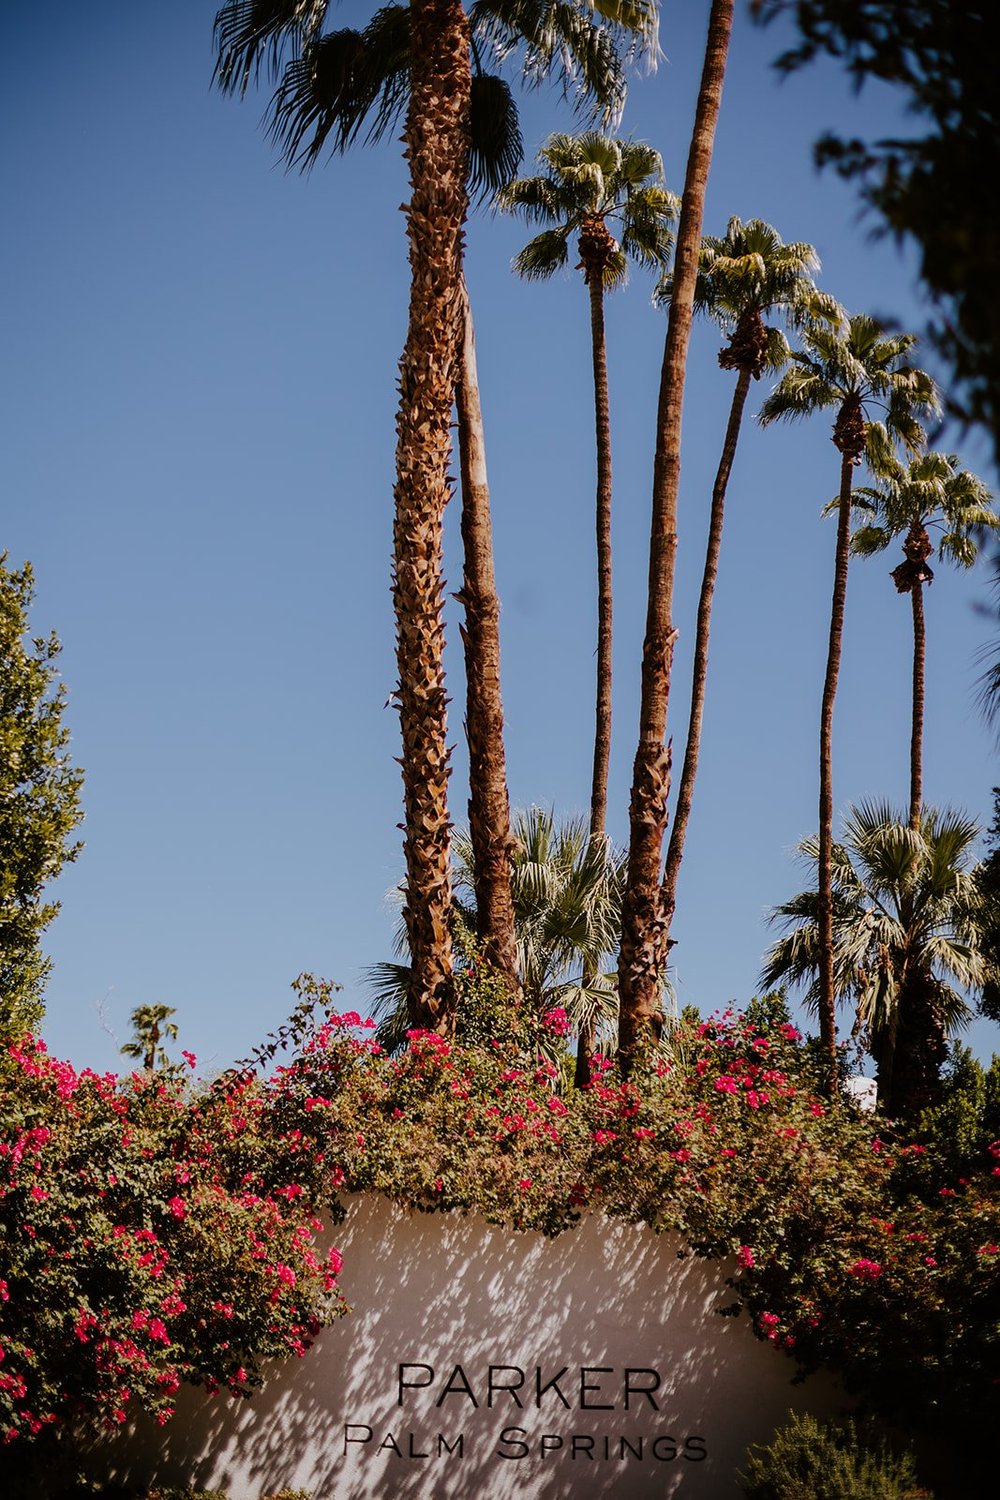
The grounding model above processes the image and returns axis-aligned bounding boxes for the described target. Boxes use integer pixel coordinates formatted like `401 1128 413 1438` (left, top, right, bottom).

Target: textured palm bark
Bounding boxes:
908 582 927 831
618 0 734 1074
874 970 947 1119
588 273 614 844
394 0 470 1032
816 446 859 1088
455 281 520 993
661 365 753 939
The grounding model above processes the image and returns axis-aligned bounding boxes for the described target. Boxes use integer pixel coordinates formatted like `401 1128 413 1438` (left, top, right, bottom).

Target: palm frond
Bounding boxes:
213 0 327 97
765 802 989 1055
469 73 524 197
512 226 572 279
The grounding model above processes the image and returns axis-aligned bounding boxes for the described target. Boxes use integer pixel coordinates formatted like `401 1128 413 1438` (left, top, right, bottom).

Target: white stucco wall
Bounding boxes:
100 1194 846 1499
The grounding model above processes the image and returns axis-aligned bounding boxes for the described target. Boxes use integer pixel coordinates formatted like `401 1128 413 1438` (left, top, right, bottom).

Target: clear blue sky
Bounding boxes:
3 2 997 1075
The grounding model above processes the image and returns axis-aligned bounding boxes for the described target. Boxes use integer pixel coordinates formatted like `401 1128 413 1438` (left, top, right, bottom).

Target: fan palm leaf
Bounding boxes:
763 803 987 1116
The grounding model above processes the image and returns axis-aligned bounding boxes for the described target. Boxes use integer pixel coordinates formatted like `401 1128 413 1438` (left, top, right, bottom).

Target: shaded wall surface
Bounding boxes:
103 1196 844 1498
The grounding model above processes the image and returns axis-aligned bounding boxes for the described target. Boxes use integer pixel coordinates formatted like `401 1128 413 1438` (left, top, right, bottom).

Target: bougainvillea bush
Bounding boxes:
260 990 1000 1434
2 982 998 1475
0 1035 345 1448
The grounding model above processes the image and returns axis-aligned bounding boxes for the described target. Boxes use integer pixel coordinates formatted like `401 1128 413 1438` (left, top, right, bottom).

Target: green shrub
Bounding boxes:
740 1413 930 1499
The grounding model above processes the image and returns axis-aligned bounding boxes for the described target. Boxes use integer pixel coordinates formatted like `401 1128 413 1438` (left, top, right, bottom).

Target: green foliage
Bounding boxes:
740 1413 929 1500
499 132 678 289
120 1005 180 1074
763 802 989 1115
0 557 84 1041
755 2 1000 459
369 809 627 1054
852 451 999 572
214 0 659 193
759 313 939 458
975 788 1000 1022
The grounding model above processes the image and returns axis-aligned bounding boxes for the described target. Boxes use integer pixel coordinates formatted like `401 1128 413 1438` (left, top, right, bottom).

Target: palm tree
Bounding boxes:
851 450 999 829
121 1004 179 1073
498 133 679 843
618 0 735 1075
656 218 840 948
762 801 987 1118
758 314 939 1084
212 0 656 1030
369 808 626 1059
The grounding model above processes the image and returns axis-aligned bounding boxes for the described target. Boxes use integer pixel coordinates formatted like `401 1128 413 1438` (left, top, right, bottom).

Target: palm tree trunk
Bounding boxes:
882 970 947 1118
618 0 734 1074
394 0 470 1032
455 280 520 993
909 581 926 830
816 453 855 1085
661 366 752 938
575 275 614 1088
588 276 614 842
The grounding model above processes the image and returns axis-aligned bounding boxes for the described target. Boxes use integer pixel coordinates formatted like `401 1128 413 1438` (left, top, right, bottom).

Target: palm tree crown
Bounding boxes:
498 132 678 287
658 214 840 377
759 312 939 458
852 449 998 581
214 2 658 192
369 807 626 1053
762 801 987 1116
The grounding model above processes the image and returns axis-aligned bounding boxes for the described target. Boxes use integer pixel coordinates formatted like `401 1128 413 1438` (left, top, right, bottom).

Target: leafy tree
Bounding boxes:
618 0 736 1075
0 556 84 1041
656 218 839 948
762 800 987 1117
759 315 938 1084
852 450 999 827
120 1003 179 1072
978 570 1000 741
754 2 1000 462
212 0 656 1030
976 787 1000 1024
499 133 678 846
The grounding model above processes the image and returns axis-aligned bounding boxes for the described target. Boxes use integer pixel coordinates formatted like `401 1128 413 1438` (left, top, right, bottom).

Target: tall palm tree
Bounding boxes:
212 0 656 1030
851 450 999 829
618 0 735 1075
655 218 840 947
762 801 987 1118
498 133 679 843
758 314 939 1084
369 807 626 1058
